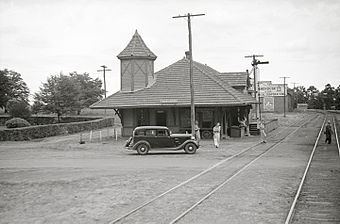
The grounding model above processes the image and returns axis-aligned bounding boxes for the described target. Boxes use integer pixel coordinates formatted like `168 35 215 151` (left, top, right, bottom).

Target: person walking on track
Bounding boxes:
325 120 333 144
213 122 221 148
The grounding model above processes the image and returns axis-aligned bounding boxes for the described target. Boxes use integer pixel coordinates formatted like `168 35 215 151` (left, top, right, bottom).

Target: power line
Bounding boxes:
173 13 205 137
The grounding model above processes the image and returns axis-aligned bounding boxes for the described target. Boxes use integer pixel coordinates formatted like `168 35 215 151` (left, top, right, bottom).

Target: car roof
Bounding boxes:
134 126 169 130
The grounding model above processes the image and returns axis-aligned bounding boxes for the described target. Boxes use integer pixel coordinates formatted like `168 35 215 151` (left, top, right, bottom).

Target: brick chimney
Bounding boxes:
185 51 191 60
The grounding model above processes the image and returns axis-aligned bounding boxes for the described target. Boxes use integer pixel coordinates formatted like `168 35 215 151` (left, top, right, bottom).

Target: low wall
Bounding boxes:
327 110 340 114
0 117 114 141
0 115 102 126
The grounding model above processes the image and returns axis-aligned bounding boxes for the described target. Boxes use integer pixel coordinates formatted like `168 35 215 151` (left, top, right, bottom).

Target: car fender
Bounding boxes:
132 140 151 151
125 137 133 147
176 139 199 150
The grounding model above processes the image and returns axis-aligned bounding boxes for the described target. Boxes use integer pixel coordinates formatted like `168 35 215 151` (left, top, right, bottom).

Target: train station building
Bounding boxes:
90 30 257 138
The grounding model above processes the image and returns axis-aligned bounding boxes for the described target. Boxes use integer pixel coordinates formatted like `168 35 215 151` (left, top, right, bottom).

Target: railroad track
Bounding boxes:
285 113 340 224
108 113 320 224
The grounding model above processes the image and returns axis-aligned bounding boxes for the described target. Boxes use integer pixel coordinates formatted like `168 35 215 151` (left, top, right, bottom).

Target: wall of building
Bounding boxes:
260 95 293 113
273 96 293 113
120 59 154 92
121 109 134 136
120 106 250 137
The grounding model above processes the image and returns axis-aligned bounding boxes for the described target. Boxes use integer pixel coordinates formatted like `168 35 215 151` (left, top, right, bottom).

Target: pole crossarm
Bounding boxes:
172 13 205 19
245 55 263 58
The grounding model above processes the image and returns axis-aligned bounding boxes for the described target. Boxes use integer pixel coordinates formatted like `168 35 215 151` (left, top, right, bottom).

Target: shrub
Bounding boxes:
7 99 31 119
0 117 114 141
5 117 31 128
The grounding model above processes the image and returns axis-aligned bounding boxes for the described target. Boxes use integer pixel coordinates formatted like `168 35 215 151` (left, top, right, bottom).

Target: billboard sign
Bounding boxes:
259 81 287 97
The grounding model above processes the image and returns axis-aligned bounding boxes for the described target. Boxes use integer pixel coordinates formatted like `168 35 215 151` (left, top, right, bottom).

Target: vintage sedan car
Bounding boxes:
125 126 199 155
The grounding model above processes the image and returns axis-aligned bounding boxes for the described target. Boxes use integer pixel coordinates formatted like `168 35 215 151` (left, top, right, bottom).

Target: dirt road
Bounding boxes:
1 112 337 224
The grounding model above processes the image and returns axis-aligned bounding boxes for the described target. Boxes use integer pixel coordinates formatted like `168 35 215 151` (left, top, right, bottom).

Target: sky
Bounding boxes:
1 0 339 102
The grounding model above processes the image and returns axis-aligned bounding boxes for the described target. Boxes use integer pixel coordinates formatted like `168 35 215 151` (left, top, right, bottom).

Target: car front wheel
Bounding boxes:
184 142 197 154
136 143 149 155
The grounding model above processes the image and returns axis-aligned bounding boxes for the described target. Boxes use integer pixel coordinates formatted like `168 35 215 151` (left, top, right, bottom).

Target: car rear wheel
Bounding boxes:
136 143 149 155
184 142 197 154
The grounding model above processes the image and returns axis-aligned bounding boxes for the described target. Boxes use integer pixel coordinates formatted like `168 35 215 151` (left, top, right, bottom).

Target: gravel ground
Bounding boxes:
180 116 325 224
0 112 328 224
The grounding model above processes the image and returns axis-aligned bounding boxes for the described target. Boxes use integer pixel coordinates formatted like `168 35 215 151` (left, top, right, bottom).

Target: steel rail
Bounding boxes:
109 142 261 224
169 113 317 224
284 116 326 224
108 113 318 224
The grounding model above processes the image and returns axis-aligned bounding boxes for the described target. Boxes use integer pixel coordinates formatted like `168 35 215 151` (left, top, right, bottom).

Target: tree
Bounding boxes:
6 99 31 119
335 85 340 110
33 74 79 121
0 71 10 111
306 86 322 109
31 100 44 114
69 72 104 114
320 84 336 110
0 69 30 111
33 72 104 121
291 86 308 108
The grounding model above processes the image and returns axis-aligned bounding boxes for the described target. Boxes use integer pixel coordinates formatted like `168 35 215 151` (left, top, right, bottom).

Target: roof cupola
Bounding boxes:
117 30 157 92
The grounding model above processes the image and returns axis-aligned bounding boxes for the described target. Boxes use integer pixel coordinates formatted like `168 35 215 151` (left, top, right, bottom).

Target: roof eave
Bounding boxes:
117 55 157 60
90 101 256 110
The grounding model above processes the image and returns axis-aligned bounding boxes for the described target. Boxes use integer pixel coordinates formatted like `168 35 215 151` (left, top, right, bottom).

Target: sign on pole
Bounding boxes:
259 81 287 97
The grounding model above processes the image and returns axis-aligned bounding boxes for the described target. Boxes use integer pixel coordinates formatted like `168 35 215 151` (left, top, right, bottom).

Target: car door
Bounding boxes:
144 129 157 148
155 129 173 148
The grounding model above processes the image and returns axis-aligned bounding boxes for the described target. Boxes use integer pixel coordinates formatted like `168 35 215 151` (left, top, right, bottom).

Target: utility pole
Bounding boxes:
280 76 290 117
173 13 205 137
257 81 262 120
291 82 298 109
292 82 298 89
97 65 111 99
245 55 269 120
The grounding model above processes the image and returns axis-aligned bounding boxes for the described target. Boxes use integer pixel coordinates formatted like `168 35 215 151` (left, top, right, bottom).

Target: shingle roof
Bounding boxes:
90 58 256 109
117 30 157 60
220 72 248 87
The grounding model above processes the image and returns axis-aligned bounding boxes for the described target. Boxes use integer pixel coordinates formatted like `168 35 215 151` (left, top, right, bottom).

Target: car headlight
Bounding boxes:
190 136 195 140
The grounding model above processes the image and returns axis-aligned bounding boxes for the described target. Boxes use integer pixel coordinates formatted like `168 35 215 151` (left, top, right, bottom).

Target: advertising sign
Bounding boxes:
263 97 274 111
259 81 287 97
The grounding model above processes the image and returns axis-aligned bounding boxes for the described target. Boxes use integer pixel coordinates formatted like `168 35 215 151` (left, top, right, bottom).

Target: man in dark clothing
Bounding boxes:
325 120 333 144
